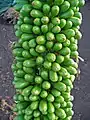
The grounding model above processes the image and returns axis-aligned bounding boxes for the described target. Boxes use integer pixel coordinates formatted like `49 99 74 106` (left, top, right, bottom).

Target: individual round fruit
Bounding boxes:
36 36 46 45
36 45 46 53
46 53 56 62
42 81 51 90
41 16 49 24
46 32 55 41
35 76 43 84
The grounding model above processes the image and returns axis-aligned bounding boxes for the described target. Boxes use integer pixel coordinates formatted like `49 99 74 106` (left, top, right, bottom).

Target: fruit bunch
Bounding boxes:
12 0 85 120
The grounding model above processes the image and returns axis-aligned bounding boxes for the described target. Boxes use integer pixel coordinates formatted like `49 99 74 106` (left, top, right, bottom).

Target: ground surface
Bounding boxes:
0 2 90 120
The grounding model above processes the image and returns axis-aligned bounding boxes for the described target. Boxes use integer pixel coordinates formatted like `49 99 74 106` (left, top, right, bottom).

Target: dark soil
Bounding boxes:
0 2 90 120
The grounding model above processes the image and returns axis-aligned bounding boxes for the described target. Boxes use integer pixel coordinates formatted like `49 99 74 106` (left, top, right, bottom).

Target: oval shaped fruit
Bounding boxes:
35 76 43 84
40 90 48 98
21 24 32 33
55 108 66 119
32 26 41 34
47 94 54 102
53 43 62 51
31 86 41 95
42 81 51 90
46 53 56 62
36 45 46 53
30 9 43 18
34 18 41 26
51 17 60 25
23 59 35 68
59 19 66 28
36 36 46 45
41 16 49 24
32 0 42 9
43 4 50 14
51 5 59 16
39 100 47 113
50 71 58 82
56 34 66 43
41 25 48 33
60 1 70 13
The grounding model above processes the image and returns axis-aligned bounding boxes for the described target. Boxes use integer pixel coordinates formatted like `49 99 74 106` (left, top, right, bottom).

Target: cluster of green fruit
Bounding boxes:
12 0 85 120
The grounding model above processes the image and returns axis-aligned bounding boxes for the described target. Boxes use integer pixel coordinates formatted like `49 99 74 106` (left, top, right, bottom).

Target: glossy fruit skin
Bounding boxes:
13 1 84 119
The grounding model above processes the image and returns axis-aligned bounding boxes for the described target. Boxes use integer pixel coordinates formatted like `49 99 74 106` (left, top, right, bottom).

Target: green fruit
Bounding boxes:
32 26 41 34
52 62 61 72
30 48 39 56
53 43 62 51
46 41 54 49
46 53 56 62
40 90 48 98
41 70 48 80
47 113 55 120
43 61 52 70
22 50 31 58
34 18 41 26
21 33 34 41
36 56 44 65
35 76 43 84
32 0 42 9
21 24 32 33
30 9 43 18
59 19 66 28
55 96 64 103
42 81 51 90
29 95 39 101
41 16 49 24
23 67 33 74
22 41 29 50
51 17 60 25
52 26 61 33
78 0 85 7
47 94 54 102
50 70 58 82
22 86 33 96
33 110 40 117
54 0 64 6
43 4 50 15
51 5 59 16
39 100 47 113
36 36 46 45
48 102 55 113
30 101 39 110
63 29 75 39
55 108 66 119
36 45 46 53
63 39 70 47
54 102 61 109
23 59 35 67
60 9 74 19
46 32 55 41
64 21 73 29
31 86 41 95
60 47 70 56
56 55 64 64
29 39 36 48
41 25 48 33
56 34 66 43
53 82 66 92
24 74 34 82
24 17 33 24
51 89 61 97
60 1 70 13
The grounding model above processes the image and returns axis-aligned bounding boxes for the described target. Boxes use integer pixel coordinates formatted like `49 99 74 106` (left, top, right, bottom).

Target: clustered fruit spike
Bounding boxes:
12 0 85 120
